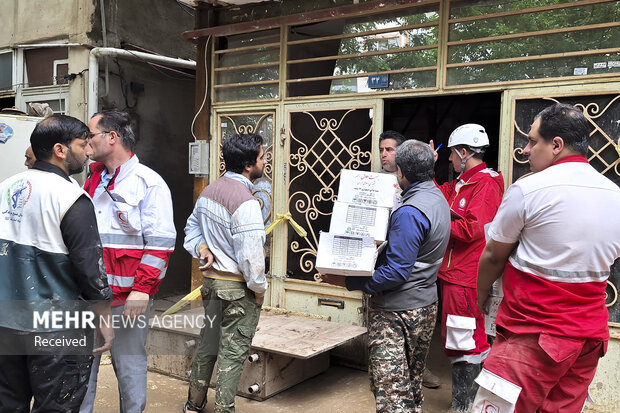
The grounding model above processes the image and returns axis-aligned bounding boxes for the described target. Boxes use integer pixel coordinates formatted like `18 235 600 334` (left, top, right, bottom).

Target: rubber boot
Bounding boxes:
451 362 482 412
185 384 207 413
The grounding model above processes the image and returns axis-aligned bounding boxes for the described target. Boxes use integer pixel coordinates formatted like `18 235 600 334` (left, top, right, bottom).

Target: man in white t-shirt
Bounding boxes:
475 103 620 412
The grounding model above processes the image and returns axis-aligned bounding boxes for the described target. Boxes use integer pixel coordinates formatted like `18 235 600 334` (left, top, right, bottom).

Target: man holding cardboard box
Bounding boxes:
323 140 450 413
379 129 442 389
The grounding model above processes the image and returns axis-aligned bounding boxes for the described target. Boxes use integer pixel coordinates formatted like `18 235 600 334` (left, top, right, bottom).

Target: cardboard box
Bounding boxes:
329 201 390 242
315 232 379 276
484 295 503 337
489 277 504 297
337 169 399 209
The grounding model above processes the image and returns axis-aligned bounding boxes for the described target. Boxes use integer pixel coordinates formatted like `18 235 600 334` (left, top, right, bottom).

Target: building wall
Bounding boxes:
100 0 195 58
0 0 92 46
1 0 199 296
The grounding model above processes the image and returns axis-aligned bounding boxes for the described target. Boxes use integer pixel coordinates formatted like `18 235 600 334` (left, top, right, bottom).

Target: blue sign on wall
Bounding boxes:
368 74 389 89
0 123 14 144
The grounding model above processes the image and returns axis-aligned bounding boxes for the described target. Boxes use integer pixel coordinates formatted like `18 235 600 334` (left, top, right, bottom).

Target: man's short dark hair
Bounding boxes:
30 115 89 161
380 130 406 147
92 109 136 151
223 134 264 174
395 139 435 183
535 103 589 156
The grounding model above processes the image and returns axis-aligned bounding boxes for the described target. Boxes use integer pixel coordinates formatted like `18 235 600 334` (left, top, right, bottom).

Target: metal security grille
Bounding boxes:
206 0 620 103
286 107 373 280
286 2 441 97
217 112 275 270
446 0 620 87
213 29 281 103
511 94 620 185
510 92 620 322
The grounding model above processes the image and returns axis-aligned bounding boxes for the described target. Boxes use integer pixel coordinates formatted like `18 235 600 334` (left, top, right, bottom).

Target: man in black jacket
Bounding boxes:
0 115 113 411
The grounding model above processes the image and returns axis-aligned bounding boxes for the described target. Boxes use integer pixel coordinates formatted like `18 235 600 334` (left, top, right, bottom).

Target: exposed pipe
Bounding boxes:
88 47 196 119
13 43 82 49
100 0 109 98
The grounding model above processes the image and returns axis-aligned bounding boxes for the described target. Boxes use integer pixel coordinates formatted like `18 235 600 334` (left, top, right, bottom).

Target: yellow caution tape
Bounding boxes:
265 212 307 237
163 212 307 316
162 287 202 316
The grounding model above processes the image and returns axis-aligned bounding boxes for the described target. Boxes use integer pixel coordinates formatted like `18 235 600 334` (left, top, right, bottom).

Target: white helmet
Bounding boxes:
448 123 489 148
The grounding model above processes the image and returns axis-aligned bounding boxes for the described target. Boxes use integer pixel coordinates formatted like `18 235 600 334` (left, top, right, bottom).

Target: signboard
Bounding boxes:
368 74 388 89
0 114 40 182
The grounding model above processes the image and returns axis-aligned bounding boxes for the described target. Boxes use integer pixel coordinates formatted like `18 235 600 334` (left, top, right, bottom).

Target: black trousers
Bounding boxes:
0 328 93 413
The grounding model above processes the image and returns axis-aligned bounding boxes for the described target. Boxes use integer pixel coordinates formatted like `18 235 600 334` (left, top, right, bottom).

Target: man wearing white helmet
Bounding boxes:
434 123 504 412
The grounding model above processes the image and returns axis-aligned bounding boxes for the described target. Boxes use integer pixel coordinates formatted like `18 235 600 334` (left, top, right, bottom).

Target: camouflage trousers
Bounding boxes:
187 278 261 413
368 302 438 413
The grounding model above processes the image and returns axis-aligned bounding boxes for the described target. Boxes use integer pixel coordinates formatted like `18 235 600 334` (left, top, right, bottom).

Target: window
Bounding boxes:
287 3 440 97
366 36 400 52
446 0 620 86
213 29 280 103
18 88 68 115
23 47 69 87
0 52 12 91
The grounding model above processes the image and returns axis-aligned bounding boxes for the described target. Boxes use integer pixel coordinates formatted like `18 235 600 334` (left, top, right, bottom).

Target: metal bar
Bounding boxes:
444 72 620 90
214 41 280 55
287 21 439 46
447 21 620 46
183 0 440 41
440 0 450 89
287 44 438 65
214 79 279 89
447 0 616 24
13 43 82 48
446 47 620 68
214 61 279 72
286 66 437 84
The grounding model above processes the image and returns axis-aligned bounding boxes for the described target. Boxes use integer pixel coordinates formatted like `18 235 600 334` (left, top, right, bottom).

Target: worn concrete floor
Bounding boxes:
92 295 454 412
93 364 454 413
92 332 454 413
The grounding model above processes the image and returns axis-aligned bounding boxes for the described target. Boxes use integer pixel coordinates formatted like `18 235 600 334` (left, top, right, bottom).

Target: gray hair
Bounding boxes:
395 139 435 183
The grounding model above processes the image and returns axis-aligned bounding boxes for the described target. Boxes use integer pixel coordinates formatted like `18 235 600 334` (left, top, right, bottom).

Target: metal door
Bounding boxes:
272 100 383 324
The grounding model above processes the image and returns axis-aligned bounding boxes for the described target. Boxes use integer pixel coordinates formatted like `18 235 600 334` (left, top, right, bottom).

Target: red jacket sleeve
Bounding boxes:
449 180 503 243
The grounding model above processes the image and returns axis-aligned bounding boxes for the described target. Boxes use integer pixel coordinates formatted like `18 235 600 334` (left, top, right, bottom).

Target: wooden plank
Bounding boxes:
251 312 367 359
150 308 367 359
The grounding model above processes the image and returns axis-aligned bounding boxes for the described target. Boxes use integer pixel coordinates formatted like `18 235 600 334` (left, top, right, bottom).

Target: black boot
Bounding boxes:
451 362 482 412
185 382 208 413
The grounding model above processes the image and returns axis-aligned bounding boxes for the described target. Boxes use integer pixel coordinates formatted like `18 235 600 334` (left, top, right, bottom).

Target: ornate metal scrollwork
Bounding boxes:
217 112 275 231
606 280 618 308
512 94 620 184
288 109 372 279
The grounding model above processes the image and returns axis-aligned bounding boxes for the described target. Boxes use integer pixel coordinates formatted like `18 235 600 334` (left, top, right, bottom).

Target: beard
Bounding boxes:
249 165 264 181
65 148 85 175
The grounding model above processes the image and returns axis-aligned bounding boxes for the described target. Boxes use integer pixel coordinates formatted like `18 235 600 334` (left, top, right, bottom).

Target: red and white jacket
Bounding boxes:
437 163 504 288
84 155 176 305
